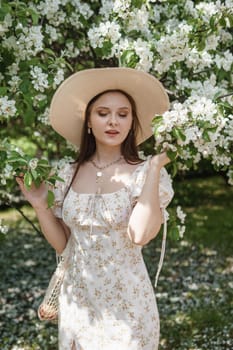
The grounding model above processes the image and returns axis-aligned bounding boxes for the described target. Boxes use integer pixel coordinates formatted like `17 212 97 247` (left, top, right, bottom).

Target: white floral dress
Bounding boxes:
52 158 174 350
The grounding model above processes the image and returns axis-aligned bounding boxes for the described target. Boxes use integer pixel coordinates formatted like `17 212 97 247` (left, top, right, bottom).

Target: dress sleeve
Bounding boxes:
52 163 75 219
159 167 174 217
130 158 174 212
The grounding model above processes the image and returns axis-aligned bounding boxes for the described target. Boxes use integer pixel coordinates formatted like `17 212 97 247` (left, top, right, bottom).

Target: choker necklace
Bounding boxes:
90 155 123 194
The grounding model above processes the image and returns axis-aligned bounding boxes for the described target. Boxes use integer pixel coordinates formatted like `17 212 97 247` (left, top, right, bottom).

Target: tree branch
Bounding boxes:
9 204 42 236
216 92 233 100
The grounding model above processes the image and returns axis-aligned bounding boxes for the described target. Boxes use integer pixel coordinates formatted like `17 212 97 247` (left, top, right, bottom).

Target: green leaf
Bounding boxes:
171 161 178 177
219 16 226 27
24 171 33 190
170 225 180 240
228 14 233 27
152 115 163 125
0 87 8 96
49 175 65 183
209 15 216 30
7 157 28 164
172 127 186 142
38 159 51 167
197 37 206 51
202 130 211 142
27 8 39 25
31 169 38 180
44 48 57 57
131 0 144 8
120 49 139 68
167 149 177 162
47 190 55 208
33 177 41 188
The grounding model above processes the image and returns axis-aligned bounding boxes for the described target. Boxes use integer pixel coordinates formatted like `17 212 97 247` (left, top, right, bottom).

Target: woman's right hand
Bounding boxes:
16 175 49 210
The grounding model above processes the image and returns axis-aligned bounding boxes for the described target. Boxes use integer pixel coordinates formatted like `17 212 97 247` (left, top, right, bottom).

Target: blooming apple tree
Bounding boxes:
0 0 232 238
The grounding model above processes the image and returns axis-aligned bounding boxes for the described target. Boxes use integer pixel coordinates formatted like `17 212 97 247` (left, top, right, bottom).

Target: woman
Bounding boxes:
17 68 174 350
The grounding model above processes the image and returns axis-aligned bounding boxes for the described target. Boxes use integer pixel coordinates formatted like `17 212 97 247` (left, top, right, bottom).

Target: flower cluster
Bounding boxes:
0 141 63 208
30 66 49 92
153 95 233 183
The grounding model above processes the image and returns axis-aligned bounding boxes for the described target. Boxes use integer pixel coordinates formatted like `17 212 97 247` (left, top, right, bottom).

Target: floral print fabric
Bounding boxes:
52 158 174 350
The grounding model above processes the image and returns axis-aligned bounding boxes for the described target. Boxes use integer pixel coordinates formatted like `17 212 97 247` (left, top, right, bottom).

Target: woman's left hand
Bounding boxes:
150 152 171 169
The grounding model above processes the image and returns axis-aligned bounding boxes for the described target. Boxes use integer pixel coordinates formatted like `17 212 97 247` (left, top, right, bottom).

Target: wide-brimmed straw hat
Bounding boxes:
49 67 169 146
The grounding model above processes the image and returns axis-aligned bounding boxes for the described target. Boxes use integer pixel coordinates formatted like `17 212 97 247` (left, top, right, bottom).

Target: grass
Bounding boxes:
0 175 233 349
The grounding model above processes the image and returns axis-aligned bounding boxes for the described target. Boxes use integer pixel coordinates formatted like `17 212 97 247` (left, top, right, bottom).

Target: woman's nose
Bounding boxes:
108 113 118 125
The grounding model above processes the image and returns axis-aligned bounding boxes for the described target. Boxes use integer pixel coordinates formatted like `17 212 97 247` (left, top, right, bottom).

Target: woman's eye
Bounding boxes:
119 113 127 118
98 111 108 117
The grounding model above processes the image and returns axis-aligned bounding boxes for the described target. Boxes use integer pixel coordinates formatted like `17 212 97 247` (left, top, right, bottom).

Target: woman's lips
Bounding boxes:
105 130 119 135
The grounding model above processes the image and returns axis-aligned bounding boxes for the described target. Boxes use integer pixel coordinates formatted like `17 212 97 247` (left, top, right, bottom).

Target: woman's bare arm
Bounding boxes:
16 177 69 254
127 153 170 246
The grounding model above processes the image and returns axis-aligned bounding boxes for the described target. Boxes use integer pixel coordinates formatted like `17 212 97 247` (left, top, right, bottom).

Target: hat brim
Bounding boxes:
49 67 169 146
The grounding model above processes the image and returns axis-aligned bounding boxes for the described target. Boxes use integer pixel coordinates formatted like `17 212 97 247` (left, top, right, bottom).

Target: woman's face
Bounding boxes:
88 91 133 148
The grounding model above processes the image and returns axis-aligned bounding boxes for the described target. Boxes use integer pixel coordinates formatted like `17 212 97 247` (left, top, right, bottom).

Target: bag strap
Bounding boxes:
154 208 167 288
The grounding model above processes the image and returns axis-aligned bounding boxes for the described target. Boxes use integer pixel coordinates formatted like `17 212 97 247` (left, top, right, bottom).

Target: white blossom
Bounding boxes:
196 2 218 22
0 13 13 37
215 50 233 71
88 21 121 50
8 76 21 92
176 74 227 100
38 107 50 125
71 0 93 18
36 0 67 24
45 24 60 43
178 225 186 239
113 0 131 19
29 158 39 170
176 206 186 224
8 63 19 76
134 39 153 72
30 66 49 92
0 96 17 119
53 68 65 88
184 0 198 17
0 219 8 235
185 49 213 72
205 34 219 51
154 24 191 73
127 5 150 37
65 42 80 58
99 0 114 19
2 25 42 60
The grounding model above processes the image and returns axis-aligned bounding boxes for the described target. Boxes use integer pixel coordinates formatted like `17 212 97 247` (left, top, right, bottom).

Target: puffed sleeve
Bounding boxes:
52 162 75 218
159 167 174 219
130 158 174 212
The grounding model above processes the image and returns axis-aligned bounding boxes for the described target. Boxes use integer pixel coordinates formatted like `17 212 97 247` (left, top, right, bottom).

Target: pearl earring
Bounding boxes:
88 127 91 134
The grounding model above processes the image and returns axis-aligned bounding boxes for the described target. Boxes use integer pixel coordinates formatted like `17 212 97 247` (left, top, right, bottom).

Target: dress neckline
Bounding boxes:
69 158 149 196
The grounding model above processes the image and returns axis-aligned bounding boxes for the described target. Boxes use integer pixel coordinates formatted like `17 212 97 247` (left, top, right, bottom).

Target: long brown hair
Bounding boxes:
63 89 143 200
